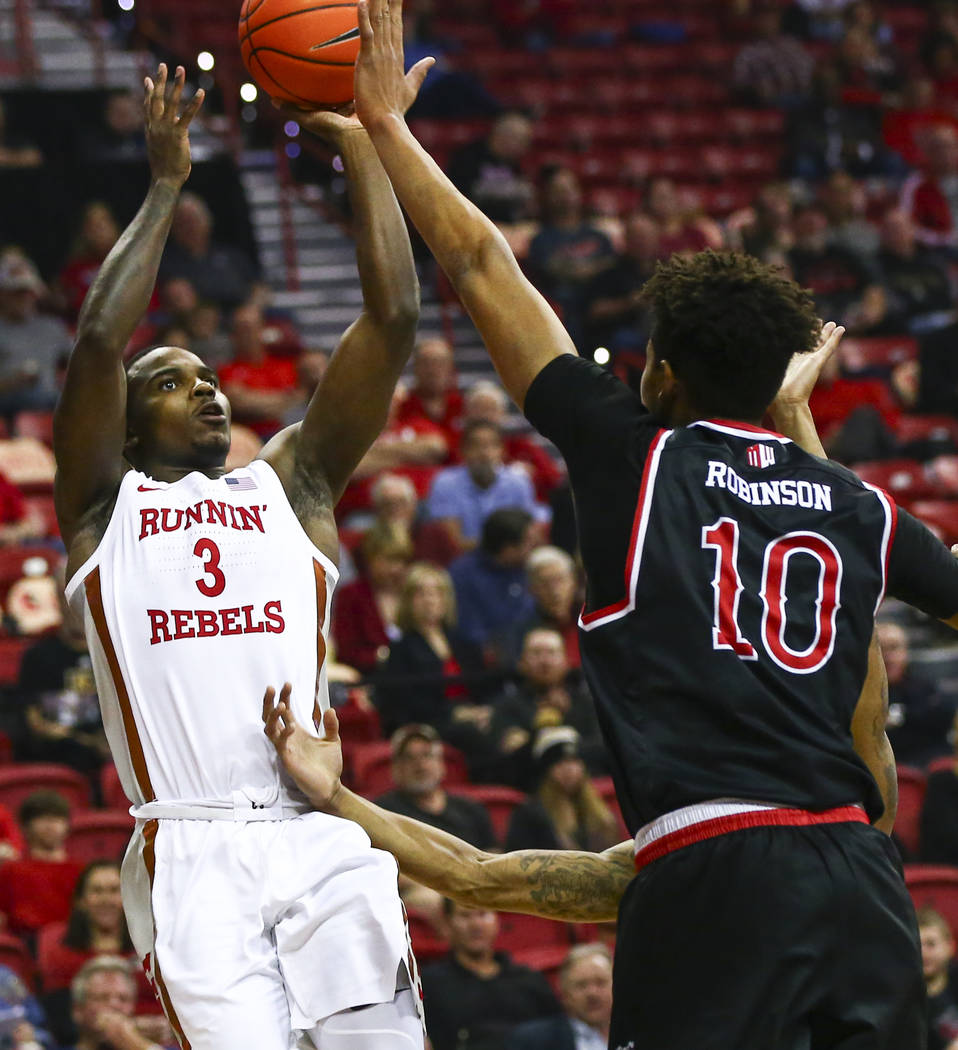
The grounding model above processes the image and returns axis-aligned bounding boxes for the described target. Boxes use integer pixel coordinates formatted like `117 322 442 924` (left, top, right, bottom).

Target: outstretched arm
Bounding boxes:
262 686 633 920
54 65 204 549
351 0 575 409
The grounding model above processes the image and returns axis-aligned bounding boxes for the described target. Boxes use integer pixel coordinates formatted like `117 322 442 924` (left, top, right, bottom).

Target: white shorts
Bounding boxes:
121 810 413 1050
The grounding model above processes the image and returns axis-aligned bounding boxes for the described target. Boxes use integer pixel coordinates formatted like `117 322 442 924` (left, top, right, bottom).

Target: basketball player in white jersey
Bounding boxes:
54 64 425 1050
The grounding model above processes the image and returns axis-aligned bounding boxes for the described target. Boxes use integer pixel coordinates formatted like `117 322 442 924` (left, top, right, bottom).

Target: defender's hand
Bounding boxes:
354 0 434 131
262 684 344 809
772 320 845 412
143 63 205 188
271 101 364 144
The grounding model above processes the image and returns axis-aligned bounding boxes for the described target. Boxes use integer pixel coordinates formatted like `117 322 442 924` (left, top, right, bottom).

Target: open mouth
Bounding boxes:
197 404 226 419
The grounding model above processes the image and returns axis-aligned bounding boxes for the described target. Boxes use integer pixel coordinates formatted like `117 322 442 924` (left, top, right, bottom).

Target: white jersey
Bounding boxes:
65 460 338 812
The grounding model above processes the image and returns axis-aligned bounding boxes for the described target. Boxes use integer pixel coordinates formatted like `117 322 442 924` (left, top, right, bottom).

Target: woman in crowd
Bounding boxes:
56 203 120 322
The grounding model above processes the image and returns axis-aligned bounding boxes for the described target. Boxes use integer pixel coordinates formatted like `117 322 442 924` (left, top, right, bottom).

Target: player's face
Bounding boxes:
920 925 955 980
126 347 231 472
562 956 613 1029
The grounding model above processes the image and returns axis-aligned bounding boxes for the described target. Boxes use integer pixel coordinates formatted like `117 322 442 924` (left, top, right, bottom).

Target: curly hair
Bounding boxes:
641 251 821 421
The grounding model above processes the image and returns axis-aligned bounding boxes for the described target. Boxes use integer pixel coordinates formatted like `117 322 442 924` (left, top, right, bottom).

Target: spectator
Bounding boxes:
65 957 170 1050
448 112 536 224
333 521 412 673
883 77 957 170
449 508 537 657
733 4 814 108
377 563 487 737
420 899 560 1050
518 546 581 668
460 381 563 501
878 621 957 768
821 171 880 258
427 420 542 554
219 304 301 439
370 473 419 533
506 944 613 1050
489 628 605 788
185 301 231 372
0 791 83 938
0 963 54 1049
584 213 659 355
376 724 497 848
877 209 954 329
920 713 958 865
646 177 720 259
80 91 147 165
901 124 958 251
160 192 261 311
728 182 795 262
0 805 22 863
19 575 108 786
504 727 619 852
920 907 958 1050
56 203 121 322
0 99 41 170
527 168 615 346
0 470 42 547
831 25 897 103
0 254 71 420
395 338 463 453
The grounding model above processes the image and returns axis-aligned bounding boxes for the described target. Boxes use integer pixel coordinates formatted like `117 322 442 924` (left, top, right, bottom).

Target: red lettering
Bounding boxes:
196 609 219 637
220 607 242 635
238 506 265 533
171 609 196 640
264 600 285 634
147 609 171 645
193 539 226 597
205 500 228 527
160 508 184 532
226 505 240 530
139 508 160 540
184 504 203 530
241 604 265 634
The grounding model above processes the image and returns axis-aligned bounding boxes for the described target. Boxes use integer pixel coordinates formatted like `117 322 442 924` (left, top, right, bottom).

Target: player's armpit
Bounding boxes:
850 634 897 835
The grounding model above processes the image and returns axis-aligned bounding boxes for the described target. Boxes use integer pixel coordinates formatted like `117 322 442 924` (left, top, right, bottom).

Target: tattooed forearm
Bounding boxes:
509 845 635 922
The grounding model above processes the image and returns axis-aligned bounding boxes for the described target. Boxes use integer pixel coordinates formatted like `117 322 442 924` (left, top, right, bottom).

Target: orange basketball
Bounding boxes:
238 0 359 106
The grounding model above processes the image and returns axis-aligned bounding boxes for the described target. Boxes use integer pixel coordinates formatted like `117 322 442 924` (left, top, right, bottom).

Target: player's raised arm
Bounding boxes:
53 65 204 547
352 0 575 409
262 686 633 921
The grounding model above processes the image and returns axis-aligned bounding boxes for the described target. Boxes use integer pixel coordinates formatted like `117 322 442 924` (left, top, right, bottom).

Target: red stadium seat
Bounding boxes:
895 766 927 858
928 757 957 777
405 911 447 964
0 932 35 990
497 912 573 955
66 810 135 864
350 740 469 798
0 763 91 814
852 459 936 503
927 456 958 496
510 943 570 993
100 762 127 811
453 785 526 843
23 494 59 540
13 411 53 447
0 638 31 687
839 336 919 373
908 501 958 546
0 546 58 601
905 865 958 938
896 415 958 449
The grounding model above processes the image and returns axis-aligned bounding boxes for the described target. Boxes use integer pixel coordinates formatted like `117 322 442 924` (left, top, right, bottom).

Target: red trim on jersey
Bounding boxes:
884 489 899 582
634 804 868 872
704 418 787 438
580 428 668 626
313 559 328 700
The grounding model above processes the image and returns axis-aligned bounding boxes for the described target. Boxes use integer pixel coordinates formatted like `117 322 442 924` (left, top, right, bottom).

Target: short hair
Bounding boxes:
560 943 612 988
641 251 820 421
360 521 413 564
480 508 533 555
370 472 417 509
19 789 70 828
390 722 442 759
396 563 457 632
526 545 574 578
465 380 507 412
460 419 503 447
71 955 136 1006
917 906 954 939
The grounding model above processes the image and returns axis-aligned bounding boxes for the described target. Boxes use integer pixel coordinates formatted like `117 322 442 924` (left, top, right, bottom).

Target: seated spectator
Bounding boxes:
504 727 619 852
333 521 412 673
879 621 957 768
370 472 419 533
527 168 615 346
460 381 562 501
883 77 957 170
787 205 886 332
831 24 897 104
0 963 54 1049
506 944 613 1050
920 907 958 1050
519 546 581 668
219 304 301 439
821 171 879 258
421 899 560 1050
0 804 23 863
584 213 659 355
733 3 814 108
185 301 231 372
732 183 795 263
427 420 542 555
0 791 83 939
0 255 71 421
56 203 121 322
921 715 958 865
376 724 497 848
0 99 42 170
0 469 41 546
448 112 536 225
646 177 721 259
19 575 108 786
395 338 463 453
901 124 958 252
449 508 537 658
878 209 954 329
489 628 604 788
377 563 487 737
160 192 261 312
65 957 171 1050
80 90 147 165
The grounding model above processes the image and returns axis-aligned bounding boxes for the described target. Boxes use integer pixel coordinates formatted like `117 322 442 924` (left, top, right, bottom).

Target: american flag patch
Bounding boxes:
225 476 257 491
746 443 776 469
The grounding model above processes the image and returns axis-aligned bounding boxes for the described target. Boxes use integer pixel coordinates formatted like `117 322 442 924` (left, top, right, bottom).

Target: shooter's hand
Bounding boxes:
771 320 845 413
143 63 205 188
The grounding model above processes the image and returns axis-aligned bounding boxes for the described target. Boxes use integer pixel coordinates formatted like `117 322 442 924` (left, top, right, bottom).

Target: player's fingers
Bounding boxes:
177 87 206 129
279 681 293 706
357 0 373 45
389 0 403 51
151 64 167 120
262 685 277 726
276 700 299 731
168 65 186 114
322 707 340 743
406 57 435 95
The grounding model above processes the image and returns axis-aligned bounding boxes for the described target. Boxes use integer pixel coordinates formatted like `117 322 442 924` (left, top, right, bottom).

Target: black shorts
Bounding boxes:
610 821 925 1050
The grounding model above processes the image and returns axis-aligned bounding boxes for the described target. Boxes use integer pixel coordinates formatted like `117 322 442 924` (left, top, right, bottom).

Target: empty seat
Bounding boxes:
99 762 127 811
928 757 957 777
496 912 573 954
13 411 54 447
852 459 935 503
0 763 90 814
896 414 958 449
66 810 135 864
839 336 919 373
453 784 526 843
896 766 927 858
909 501 958 546
905 865 958 939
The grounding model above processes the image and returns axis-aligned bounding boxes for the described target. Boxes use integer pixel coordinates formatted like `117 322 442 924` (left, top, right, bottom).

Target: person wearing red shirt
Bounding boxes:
395 337 463 452
0 791 83 939
57 203 121 323
900 123 958 251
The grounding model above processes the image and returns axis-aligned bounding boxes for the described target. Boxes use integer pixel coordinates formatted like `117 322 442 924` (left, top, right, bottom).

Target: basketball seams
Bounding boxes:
249 49 322 104
241 2 356 34
248 44 356 66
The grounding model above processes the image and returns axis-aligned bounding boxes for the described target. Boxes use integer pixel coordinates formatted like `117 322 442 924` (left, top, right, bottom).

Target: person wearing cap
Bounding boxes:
504 728 619 853
0 252 71 421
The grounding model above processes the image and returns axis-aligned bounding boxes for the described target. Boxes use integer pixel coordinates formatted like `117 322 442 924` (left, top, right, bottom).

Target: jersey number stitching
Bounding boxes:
193 538 226 597
702 519 843 675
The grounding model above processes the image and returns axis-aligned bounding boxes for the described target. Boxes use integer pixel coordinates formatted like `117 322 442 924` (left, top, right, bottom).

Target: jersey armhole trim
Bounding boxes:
862 481 897 614
579 427 672 632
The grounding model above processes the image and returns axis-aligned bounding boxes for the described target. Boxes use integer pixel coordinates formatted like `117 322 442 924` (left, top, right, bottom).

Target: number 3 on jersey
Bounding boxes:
194 538 226 597
702 518 842 675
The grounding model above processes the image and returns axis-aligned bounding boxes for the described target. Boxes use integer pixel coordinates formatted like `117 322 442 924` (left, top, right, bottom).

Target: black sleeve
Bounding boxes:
886 508 958 620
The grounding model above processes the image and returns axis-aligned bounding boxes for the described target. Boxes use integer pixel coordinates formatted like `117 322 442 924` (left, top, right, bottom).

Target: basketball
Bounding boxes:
238 0 360 106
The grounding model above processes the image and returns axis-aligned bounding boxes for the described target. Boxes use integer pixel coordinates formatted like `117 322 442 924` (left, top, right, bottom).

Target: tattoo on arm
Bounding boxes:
515 848 634 922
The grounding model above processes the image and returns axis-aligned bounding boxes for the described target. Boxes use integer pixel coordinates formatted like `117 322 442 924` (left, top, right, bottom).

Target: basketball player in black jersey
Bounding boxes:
278 3 958 1045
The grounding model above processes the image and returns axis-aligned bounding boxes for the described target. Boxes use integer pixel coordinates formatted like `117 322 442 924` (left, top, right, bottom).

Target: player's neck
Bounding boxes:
135 459 229 483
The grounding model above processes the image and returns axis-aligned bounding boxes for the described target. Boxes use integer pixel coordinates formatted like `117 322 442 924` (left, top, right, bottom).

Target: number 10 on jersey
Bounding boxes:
702 518 842 675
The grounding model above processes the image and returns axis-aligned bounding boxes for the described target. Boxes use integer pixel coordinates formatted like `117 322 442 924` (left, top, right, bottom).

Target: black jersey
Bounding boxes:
525 354 958 833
